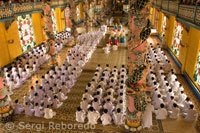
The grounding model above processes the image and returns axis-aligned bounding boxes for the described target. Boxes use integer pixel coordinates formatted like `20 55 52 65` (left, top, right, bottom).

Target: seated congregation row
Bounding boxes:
76 64 127 125
10 31 105 119
143 43 197 128
4 31 71 95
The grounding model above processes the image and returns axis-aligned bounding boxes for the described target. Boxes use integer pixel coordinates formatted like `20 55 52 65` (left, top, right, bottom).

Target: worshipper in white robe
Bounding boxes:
29 86 35 100
87 107 100 125
80 98 90 112
24 102 34 117
176 84 184 95
16 74 23 87
113 108 124 125
44 105 56 119
13 99 24 114
96 64 103 73
155 104 168 120
33 93 42 105
104 93 115 103
69 72 76 84
9 78 15 90
153 94 164 109
82 90 94 102
183 104 197 121
43 95 52 108
58 89 68 101
164 89 174 103
76 106 86 123
92 98 102 112
66 79 74 89
34 103 44 117
101 109 112 125
34 80 40 92
168 103 180 119
61 73 66 83
171 79 180 93
23 94 31 105
167 96 176 111
167 72 177 85
103 99 115 114
22 69 28 81
142 102 154 129
176 91 187 104
52 95 63 108
86 83 95 95
180 97 193 112
33 62 37 72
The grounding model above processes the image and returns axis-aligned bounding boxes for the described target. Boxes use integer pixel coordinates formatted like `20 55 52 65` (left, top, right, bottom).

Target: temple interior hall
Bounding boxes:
0 0 200 132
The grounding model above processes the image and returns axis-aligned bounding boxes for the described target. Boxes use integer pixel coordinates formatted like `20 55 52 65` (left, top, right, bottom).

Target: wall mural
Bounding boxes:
17 14 36 52
161 15 166 37
194 51 200 87
51 8 57 35
172 21 183 56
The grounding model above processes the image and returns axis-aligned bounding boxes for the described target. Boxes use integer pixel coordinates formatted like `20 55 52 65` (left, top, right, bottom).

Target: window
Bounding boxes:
51 8 57 35
194 51 200 87
161 15 167 37
172 21 183 56
17 14 36 52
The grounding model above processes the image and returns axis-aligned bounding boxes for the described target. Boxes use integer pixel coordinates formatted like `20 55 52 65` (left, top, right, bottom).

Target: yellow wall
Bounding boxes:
166 16 175 49
80 3 84 20
152 8 155 26
0 10 65 68
157 11 163 35
0 22 11 67
61 11 66 31
32 13 45 45
5 21 23 61
184 27 200 79
55 8 62 33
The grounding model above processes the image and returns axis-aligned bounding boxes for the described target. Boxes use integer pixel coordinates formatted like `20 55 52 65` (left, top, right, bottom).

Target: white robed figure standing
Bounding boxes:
142 101 154 129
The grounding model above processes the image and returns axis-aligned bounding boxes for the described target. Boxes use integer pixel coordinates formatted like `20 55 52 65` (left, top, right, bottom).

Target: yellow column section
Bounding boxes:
61 11 66 31
166 16 175 49
5 21 22 60
0 22 11 67
157 11 163 35
152 8 155 26
179 28 189 72
185 27 200 79
32 13 45 45
55 8 62 33
80 3 84 20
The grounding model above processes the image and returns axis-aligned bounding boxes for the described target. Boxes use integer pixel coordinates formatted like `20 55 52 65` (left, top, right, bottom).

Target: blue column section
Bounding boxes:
126 0 128 4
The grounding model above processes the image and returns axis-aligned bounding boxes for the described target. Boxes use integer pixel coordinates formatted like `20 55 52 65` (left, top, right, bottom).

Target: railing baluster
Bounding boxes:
168 0 169 11
177 3 180 17
193 5 198 24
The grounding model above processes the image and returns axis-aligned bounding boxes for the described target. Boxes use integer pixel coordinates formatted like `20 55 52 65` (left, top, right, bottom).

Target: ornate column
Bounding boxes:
0 70 13 123
43 1 57 66
125 0 152 132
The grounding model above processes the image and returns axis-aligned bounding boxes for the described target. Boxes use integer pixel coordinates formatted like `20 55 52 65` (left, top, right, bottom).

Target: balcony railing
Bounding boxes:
0 0 67 20
152 0 200 26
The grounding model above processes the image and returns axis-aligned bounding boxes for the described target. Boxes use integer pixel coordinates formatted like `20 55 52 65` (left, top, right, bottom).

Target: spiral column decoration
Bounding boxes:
125 0 152 132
